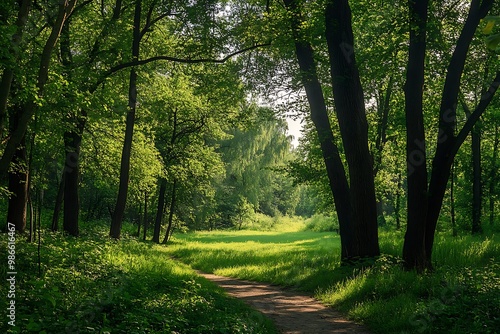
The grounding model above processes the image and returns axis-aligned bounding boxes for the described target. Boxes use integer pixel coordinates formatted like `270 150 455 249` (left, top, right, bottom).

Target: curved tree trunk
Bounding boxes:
325 0 380 258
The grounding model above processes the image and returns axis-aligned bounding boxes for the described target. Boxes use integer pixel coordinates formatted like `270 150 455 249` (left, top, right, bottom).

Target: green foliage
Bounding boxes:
302 214 339 232
0 222 276 333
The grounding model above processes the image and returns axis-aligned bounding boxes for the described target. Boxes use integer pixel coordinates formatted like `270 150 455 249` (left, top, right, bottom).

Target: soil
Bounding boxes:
197 271 372 334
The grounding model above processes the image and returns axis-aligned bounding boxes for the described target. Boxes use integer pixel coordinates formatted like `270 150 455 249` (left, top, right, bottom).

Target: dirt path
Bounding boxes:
197 271 371 334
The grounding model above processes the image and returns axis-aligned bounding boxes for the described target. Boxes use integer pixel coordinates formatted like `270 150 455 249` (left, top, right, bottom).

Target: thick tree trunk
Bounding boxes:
283 0 355 260
424 0 494 266
402 0 429 272
110 0 141 239
63 127 83 237
152 178 167 243
325 0 380 258
471 123 482 234
162 179 177 244
7 133 28 233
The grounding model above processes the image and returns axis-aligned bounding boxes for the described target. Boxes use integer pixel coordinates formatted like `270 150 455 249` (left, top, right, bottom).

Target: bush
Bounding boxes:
303 214 339 232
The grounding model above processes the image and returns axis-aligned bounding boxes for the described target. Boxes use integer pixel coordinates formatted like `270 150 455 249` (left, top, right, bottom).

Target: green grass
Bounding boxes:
166 229 500 334
0 221 277 334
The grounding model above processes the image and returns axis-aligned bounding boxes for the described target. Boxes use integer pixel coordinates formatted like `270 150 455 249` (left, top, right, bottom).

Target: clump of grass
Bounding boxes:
0 222 276 334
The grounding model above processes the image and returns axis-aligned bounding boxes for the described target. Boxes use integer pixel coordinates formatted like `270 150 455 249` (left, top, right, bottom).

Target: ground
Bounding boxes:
197 271 372 334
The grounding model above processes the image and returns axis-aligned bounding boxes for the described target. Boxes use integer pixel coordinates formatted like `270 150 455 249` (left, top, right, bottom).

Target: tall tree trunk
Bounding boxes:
0 0 31 138
7 143 28 232
402 0 429 271
137 201 142 236
162 179 177 244
471 122 482 234
152 178 167 243
0 0 77 177
283 0 355 260
489 124 498 225
110 0 141 239
424 0 494 266
7 106 28 233
325 0 380 257
142 191 148 240
63 127 84 237
395 173 402 231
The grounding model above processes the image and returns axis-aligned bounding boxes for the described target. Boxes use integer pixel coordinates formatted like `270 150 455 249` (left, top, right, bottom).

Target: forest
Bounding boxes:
0 0 499 333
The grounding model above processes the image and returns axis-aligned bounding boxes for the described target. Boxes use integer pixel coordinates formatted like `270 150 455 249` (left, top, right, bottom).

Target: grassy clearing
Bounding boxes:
166 229 500 334
0 221 277 334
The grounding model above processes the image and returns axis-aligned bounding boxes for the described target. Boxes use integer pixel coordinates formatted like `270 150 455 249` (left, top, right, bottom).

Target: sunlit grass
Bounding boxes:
166 228 500 334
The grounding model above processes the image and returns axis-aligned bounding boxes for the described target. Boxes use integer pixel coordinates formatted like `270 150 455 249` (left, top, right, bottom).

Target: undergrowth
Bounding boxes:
0 221 276 334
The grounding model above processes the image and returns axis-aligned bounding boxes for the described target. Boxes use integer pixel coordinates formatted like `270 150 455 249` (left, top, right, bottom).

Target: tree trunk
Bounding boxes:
283 0 355 260
489 123 498 226
152 178 167 243
450 163 457 237
424 0 494 267
402 0 429 272
395 173 402 231
162 179 177 244
63 127 83 237
110 0 141 239
471 122 482 234
325 0 379 258
143 191 148 240
52 171 65 231
7 108 28 233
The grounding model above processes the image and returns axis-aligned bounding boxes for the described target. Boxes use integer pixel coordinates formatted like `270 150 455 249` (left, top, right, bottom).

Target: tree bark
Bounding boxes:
7 132 28 233
52 171 65 231
110 0 141 239
162 179 177 244
489 123 498 225
152 178 167 243
325 0 380 258
450 163 457 237
63 126 84 237
142 191 148 240
471 122 482 234
283 0 355 260
424 0 494 266
402 0 429 271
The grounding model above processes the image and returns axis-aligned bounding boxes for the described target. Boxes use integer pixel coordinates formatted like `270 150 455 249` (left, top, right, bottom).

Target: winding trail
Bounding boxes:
197 271 372 334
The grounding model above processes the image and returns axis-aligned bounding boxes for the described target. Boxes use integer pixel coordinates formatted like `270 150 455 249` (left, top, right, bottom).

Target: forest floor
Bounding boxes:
197 271 371 334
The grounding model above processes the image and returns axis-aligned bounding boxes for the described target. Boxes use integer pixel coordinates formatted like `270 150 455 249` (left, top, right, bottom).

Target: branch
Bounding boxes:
451 70 500 159
90 43 271 92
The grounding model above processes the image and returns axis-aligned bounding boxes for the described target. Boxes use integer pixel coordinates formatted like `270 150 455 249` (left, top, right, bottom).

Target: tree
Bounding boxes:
403 0 497 271
282 0 379 260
